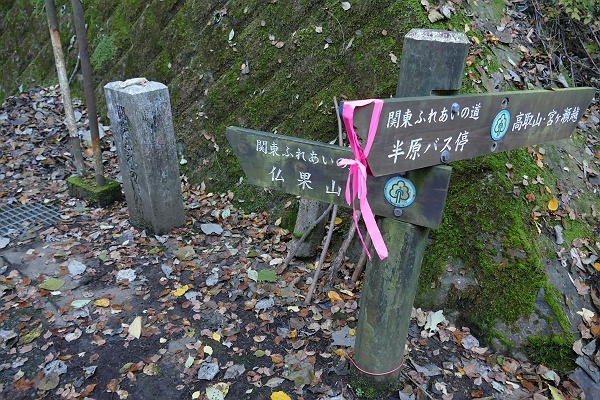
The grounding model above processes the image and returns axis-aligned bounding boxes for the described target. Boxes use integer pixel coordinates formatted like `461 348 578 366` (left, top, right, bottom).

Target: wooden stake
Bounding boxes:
72 0 105 186
44 0 85 176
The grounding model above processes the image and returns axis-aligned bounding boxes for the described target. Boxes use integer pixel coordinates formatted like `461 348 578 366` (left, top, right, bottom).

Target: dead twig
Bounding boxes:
328 95 361 282
329 213 359 281
305 204 338 304
559 24 576 85
68 53 80 84
305 95 346 302
323 8 346 52
277 203 333 274
576 27 600 76
351 234 371 282
401 370 436 400
44 0 85 175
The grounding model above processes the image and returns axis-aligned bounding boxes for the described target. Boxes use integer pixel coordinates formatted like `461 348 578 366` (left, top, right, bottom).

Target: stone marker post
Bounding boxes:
352 29 470 382
104 80 185 234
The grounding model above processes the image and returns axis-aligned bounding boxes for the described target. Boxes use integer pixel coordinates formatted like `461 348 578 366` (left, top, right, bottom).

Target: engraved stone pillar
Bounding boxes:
104 80 185 234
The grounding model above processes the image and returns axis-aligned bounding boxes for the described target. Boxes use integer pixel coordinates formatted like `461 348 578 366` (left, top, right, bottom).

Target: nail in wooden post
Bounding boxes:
104 80 185 234
352 29 469 382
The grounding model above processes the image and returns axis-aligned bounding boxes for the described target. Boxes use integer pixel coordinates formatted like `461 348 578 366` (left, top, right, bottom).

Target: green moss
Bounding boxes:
350 367 401 398
525 335 576 371
419 149 548 335
488 330 513 349
173 0 454 207
66 175 123 207
543 283 574 338
91 34 118 72
281 203 300 232
28 0 45 15
562 217 594 245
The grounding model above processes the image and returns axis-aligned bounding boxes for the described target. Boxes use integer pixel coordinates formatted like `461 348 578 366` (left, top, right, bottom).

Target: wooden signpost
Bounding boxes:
354 89 595 175
226 28 595 385
226 127 452 229
226 89 592 227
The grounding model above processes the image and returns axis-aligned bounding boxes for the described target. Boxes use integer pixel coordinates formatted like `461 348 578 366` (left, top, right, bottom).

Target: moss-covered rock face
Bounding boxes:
2 1 441 188
418 151 545 323
416 143 589 357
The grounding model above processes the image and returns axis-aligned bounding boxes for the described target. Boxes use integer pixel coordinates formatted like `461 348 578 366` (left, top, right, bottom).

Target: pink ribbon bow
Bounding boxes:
337 99 388 260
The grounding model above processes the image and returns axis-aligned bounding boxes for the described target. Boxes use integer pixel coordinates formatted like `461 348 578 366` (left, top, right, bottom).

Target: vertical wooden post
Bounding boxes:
72 0 105 187
352 29 469 383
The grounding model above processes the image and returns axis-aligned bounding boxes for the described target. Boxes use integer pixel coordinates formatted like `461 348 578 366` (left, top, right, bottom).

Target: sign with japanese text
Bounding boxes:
351 88 595 176
226 127 451 229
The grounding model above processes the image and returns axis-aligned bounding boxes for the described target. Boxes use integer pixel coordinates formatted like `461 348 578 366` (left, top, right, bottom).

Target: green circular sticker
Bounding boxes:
491 110 510 141
384 177 416 208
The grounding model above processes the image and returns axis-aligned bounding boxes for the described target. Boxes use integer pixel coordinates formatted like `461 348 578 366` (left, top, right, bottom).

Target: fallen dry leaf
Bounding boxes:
94 298 110 307
129 316 142 339
173 285 189 297
271 391 292 400
548 196 559 211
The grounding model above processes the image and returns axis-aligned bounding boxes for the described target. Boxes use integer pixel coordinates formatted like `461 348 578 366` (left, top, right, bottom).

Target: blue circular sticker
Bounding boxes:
384 177 416 208
491 110 510 141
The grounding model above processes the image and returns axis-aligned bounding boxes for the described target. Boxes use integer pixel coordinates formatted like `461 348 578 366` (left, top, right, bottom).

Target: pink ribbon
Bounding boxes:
337 99 388 260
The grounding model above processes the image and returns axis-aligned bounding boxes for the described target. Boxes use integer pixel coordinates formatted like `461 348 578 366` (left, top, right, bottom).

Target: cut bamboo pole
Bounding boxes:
44 0 85 176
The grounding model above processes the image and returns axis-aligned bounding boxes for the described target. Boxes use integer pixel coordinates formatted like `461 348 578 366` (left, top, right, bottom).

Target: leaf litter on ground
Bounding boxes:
2 7 600 396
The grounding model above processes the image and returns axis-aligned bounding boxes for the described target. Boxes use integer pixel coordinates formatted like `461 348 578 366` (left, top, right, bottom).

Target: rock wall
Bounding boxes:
1 0 433 187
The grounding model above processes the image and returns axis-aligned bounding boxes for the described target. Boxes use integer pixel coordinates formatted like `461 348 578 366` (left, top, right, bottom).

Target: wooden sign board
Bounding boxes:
351 88 595 176
226 127 451 229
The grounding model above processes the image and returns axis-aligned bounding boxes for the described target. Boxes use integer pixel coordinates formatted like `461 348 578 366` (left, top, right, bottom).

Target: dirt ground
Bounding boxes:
2 85 598 400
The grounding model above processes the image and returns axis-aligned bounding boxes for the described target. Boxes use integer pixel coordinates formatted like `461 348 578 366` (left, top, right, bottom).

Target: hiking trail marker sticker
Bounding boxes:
384 177 416 208
491 109 510 141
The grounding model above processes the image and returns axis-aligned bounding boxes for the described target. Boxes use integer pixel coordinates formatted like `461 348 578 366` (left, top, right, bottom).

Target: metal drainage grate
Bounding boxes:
0 204 61 237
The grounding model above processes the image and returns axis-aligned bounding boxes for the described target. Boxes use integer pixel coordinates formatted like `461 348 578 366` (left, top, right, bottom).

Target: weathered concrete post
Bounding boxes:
352 29 470 382
104 80 185 234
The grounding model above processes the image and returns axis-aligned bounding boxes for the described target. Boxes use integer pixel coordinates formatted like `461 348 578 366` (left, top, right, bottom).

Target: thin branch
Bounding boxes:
329 215 358 281
305 95 347 302
559 24 576 85
44 0 85 175
305 205 338 304
328 95 358 282
590 25 600 49
401 370 436 400
277 203 333 274
334 96 344 145
351 234 371 282
323 8 345 52
576 27 600 76
69 53 80 84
